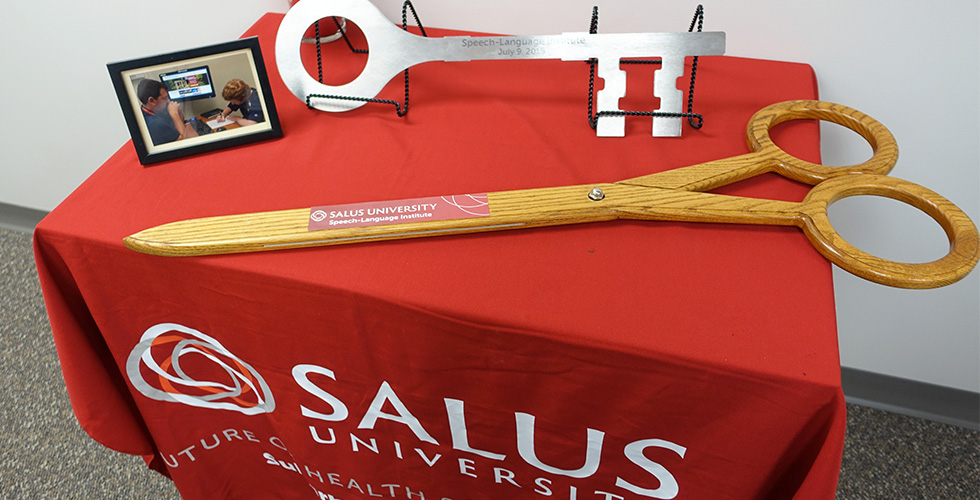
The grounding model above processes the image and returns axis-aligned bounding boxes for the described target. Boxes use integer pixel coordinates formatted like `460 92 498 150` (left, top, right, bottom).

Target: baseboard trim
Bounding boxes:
842 367 979 430
0 202 47 233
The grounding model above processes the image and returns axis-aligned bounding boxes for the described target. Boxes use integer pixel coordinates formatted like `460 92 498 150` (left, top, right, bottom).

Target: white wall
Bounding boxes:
2 1 977 391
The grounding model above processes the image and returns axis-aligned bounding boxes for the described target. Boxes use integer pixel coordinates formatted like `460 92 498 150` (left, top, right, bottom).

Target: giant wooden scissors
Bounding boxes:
124 100 979 289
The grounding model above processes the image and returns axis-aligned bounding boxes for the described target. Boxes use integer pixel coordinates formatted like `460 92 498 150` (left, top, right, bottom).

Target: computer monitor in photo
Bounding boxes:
159 66 215 102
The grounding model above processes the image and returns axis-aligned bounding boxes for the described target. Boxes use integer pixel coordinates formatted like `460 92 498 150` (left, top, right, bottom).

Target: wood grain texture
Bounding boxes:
624 100 899 191
123 100 979 289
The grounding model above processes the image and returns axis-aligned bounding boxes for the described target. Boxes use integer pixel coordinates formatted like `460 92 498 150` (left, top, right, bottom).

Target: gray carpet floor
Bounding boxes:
2 227 977 499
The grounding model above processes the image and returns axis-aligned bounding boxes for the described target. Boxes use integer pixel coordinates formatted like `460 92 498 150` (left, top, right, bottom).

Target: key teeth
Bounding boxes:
596 117 626 137
652 117 683 137
651 56 686 137
592 55 689 138
594 58 627 137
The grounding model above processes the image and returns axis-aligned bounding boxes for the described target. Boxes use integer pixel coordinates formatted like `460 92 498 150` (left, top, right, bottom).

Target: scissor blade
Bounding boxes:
123 215 531 256
619 154 770 192
124 185 621 257
123 181 808 257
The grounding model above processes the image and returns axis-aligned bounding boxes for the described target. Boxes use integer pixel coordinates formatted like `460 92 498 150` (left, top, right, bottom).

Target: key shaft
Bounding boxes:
435 32 724 62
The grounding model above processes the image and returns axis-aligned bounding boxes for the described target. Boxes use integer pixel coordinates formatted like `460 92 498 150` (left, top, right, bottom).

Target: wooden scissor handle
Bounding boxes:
747 100 899 185
798 174 980 288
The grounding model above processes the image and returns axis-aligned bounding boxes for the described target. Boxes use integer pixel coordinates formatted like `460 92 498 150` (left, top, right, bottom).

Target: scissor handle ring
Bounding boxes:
799 174 979 288
747 100 899 185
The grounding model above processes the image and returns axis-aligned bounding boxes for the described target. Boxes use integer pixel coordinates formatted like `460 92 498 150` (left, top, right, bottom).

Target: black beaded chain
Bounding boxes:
587 5 706 131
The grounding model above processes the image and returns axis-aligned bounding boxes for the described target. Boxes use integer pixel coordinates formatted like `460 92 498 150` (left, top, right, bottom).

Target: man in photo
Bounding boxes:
137 79 198 146
216 79 265 126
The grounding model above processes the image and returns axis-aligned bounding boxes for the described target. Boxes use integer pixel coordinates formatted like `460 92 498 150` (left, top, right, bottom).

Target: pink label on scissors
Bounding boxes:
308 194 490 231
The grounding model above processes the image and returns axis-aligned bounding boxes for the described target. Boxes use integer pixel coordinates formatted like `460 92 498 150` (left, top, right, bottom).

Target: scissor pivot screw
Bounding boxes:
588 187 606 201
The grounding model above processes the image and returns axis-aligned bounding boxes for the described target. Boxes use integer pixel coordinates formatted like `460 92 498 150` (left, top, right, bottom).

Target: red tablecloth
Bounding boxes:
34 13 844 500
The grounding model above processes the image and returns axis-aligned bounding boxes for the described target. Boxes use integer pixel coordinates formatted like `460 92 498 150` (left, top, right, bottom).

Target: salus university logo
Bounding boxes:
125 323 690 498
126 323 275 415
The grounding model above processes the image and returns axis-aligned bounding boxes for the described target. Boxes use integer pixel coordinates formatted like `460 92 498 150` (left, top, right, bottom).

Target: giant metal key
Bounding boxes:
275 0 726 137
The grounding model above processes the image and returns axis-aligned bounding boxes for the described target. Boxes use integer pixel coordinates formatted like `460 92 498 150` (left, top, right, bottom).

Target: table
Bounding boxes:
34 13 845 500
194 114 241 133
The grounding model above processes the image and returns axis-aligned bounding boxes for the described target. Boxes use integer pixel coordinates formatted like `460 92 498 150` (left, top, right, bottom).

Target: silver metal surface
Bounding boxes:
301 17 346 44
588 187 606 201
276 0 726 137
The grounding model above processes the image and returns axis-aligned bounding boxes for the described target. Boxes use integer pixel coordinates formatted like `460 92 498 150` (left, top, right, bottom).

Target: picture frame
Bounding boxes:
108 37 282 165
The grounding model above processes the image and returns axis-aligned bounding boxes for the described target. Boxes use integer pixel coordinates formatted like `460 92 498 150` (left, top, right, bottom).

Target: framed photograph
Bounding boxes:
108 37 282 165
